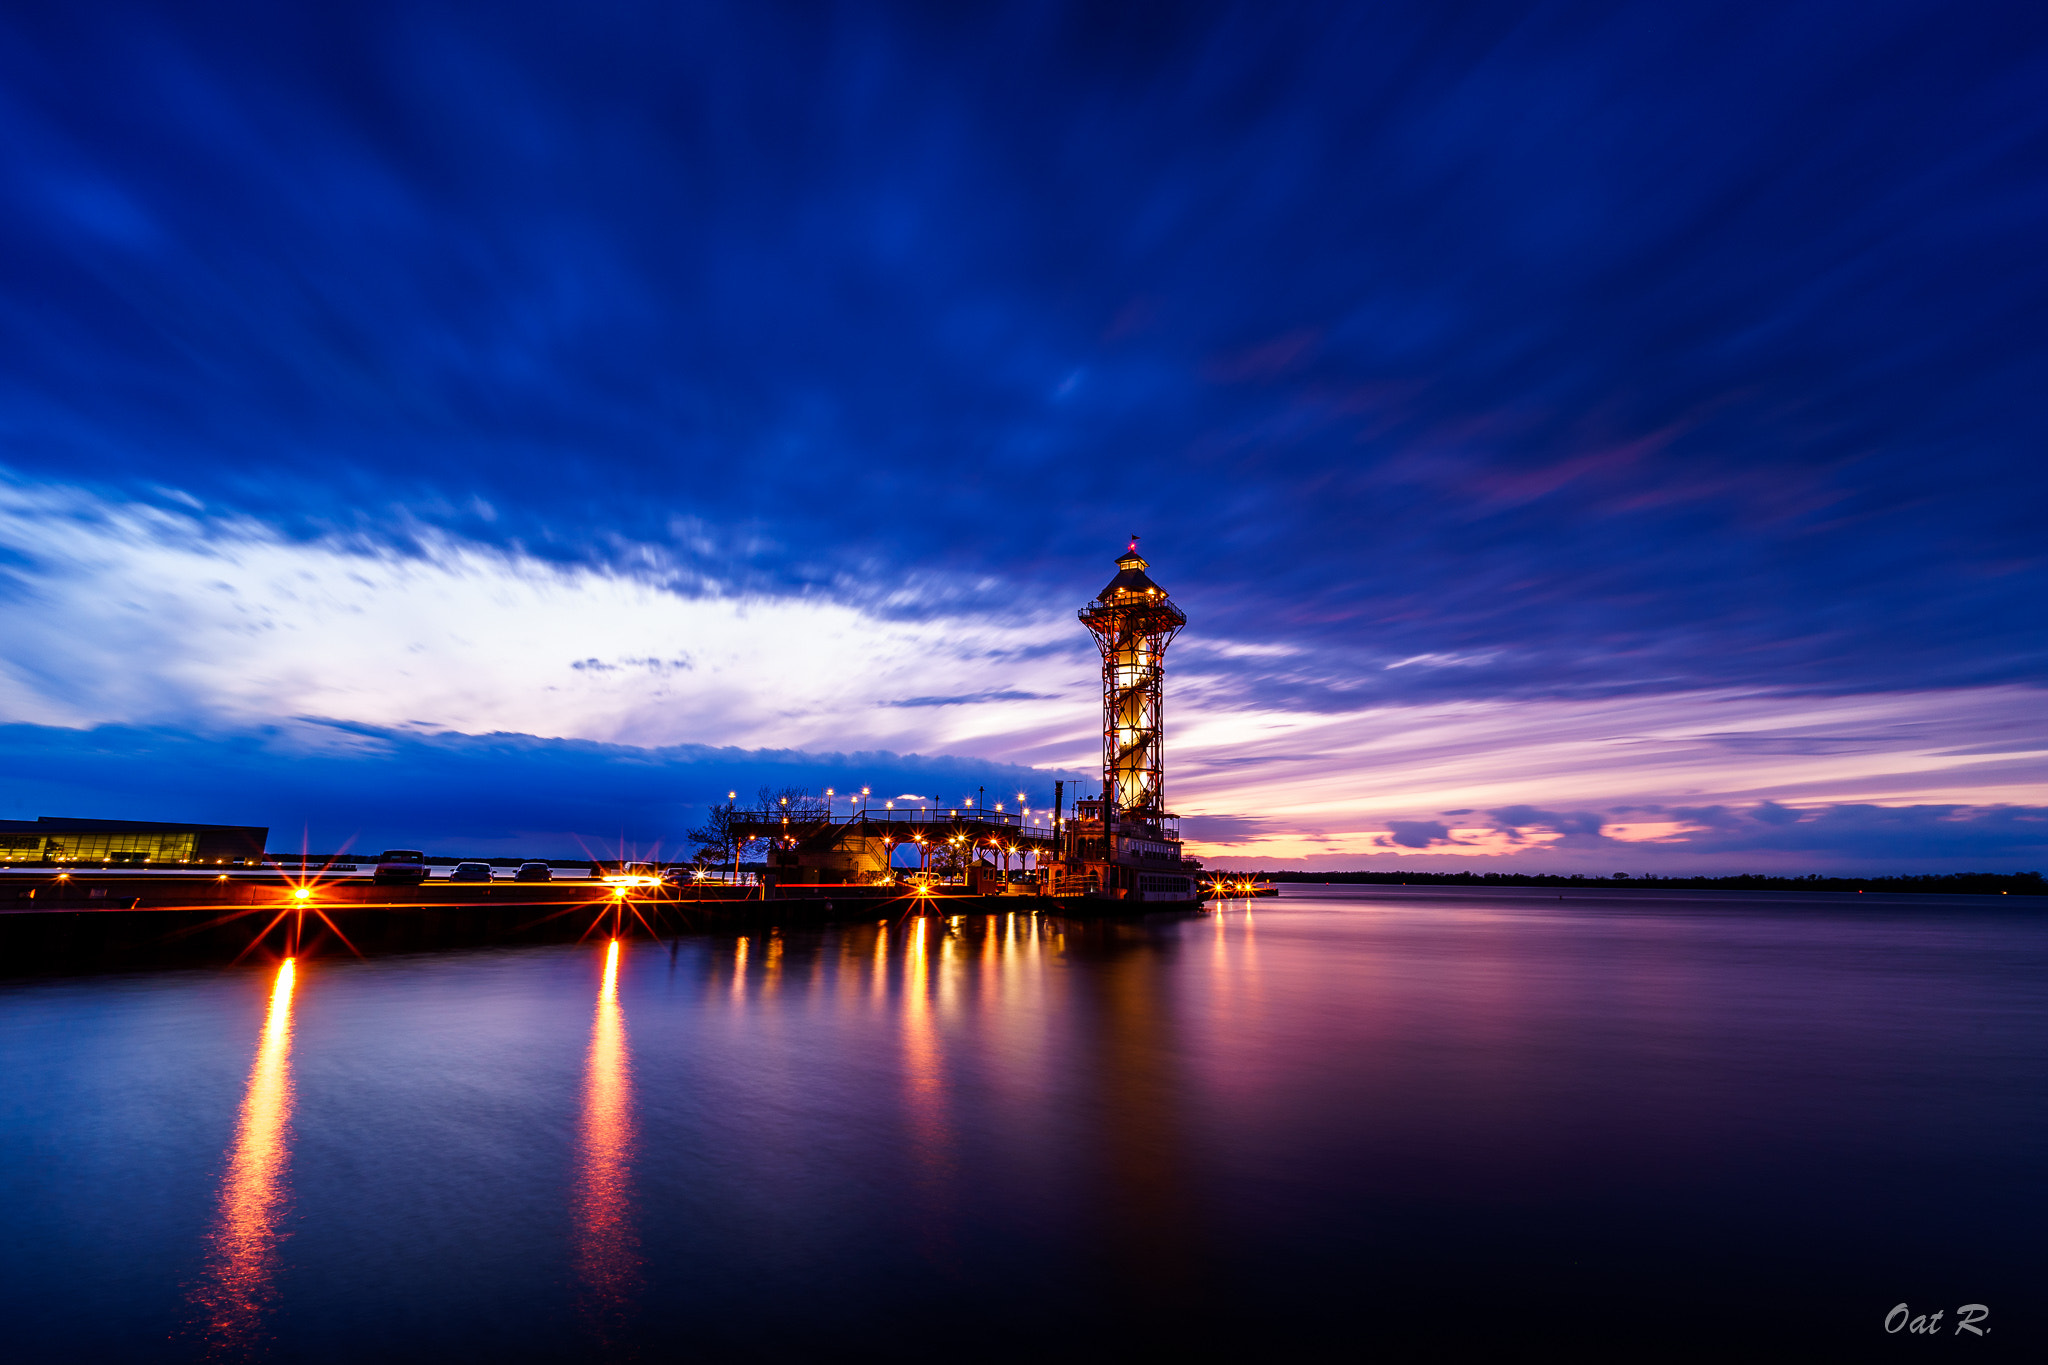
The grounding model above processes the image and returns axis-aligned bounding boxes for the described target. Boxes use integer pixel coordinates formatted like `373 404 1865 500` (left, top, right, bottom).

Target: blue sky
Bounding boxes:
0 1 2043 869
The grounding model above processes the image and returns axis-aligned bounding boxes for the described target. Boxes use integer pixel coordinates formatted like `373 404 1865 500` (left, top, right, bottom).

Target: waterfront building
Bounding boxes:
0 817 268 866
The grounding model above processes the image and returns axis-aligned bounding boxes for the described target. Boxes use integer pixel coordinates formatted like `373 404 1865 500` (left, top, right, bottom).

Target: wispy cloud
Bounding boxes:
880 691 1055 708
1200 802 2048 874
0 479 1089 756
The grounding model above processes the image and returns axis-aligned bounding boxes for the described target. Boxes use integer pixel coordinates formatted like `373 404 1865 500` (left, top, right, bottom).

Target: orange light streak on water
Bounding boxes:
193 957 297 1358
572 939 639 1338
981 912 999 998
900 918 957 1265
871 921 889 1003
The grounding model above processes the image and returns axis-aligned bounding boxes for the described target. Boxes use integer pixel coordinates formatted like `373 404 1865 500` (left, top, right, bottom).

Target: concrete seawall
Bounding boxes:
0 873 1175 972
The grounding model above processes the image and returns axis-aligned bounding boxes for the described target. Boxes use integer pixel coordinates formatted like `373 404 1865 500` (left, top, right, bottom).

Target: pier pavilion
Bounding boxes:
727 797 1058 892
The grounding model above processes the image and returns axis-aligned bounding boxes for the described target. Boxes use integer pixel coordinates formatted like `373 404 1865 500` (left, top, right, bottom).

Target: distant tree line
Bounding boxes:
1239 870 2046 896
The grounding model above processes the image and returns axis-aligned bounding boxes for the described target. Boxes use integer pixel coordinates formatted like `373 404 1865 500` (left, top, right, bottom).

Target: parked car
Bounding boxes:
373 850 428 886
600 861 662 886
447 861 494 882
514 861 553 882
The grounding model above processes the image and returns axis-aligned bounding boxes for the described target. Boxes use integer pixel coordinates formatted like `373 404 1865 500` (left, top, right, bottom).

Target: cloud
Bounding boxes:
1201 801 2048 873
1489 806 1608 846
0 1 2036 713
1666 802 2048 859
880 691 1054 708
1384 820 1457 848
1177 814 1275 843
1168 685 2048 856
0 721 1088 857
572 656 694 674
0 478 1089 757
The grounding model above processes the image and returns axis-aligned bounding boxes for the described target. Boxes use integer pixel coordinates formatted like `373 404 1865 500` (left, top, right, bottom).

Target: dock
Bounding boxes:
0 871 1200 973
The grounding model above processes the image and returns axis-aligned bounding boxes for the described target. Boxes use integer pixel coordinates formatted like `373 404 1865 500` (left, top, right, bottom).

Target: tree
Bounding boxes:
931 825 973 881
687 800 760 871
756 784 825 819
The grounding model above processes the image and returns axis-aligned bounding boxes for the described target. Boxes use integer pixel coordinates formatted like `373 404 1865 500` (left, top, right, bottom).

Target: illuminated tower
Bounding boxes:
1079 538 1187 823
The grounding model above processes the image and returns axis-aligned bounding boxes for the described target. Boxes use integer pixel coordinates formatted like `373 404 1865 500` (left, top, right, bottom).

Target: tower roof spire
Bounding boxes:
1101 536 1162 598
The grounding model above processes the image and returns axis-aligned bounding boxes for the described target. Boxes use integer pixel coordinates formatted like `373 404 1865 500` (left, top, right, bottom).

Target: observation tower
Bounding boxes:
1080 538 1187 819
1064 538 1201 902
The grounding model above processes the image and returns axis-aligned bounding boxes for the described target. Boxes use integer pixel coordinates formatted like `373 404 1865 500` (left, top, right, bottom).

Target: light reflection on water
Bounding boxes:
902 916 956 1262
572 939 638 1338
4 889 2046 1361
190 957 296 1358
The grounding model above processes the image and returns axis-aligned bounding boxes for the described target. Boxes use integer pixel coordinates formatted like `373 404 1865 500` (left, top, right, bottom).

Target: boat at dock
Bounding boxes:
1204 879 1279 899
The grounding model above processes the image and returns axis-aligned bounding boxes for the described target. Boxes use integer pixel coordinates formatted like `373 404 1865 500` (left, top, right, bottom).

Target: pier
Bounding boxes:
0 867 1202 972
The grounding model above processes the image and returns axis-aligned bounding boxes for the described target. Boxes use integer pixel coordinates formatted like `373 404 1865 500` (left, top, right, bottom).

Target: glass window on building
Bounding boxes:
0 835 47 863
41 832 200 863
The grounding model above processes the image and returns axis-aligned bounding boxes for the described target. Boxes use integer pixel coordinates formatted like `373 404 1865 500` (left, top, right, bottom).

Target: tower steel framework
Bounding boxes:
1078 539 1187 820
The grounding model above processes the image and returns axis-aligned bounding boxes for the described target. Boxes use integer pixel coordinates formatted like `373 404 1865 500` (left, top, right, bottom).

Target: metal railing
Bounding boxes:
731 802 1059 836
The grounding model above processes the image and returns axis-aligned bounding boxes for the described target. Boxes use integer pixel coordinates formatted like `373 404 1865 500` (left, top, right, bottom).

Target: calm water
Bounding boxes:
3 887 2043 1361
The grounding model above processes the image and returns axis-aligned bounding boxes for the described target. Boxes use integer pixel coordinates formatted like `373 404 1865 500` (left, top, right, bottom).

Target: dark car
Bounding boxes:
373 850 428 886
447 861 494 882
514 861 553 882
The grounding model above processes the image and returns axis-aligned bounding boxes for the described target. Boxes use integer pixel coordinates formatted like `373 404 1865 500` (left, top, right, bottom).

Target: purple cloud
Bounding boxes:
1489 806 1608 846
1385 820 1457 848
